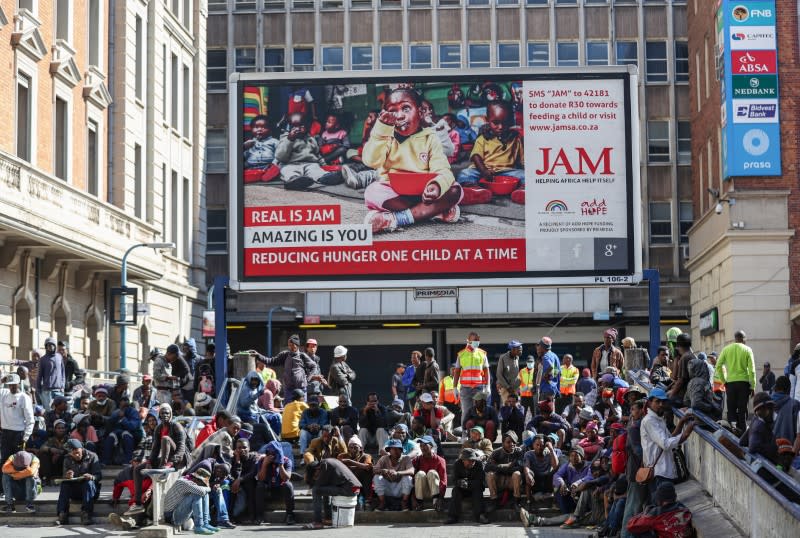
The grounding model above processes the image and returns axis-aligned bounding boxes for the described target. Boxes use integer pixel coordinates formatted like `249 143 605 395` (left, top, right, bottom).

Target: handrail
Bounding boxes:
629 369 800 516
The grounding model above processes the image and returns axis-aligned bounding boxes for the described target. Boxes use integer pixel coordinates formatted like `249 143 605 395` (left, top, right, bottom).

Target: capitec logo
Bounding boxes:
580 199 608 216
729 26 776 50
544 200 569 212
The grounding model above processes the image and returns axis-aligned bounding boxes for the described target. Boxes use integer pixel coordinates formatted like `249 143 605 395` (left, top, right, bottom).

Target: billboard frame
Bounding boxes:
228 67 642 292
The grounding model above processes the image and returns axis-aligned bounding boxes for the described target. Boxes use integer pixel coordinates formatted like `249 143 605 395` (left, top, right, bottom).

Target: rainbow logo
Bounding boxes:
544 200 569 212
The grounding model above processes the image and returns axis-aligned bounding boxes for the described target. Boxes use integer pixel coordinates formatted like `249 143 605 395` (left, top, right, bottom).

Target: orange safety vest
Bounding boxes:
457 347 487 387
518 367 535 397
439 376 460 404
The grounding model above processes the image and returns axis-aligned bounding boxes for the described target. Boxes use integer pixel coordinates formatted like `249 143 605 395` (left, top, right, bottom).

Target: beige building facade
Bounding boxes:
0 0 208 373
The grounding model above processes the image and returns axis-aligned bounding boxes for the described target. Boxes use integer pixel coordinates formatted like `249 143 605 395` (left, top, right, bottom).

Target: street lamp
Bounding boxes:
267 306 297 357
120 242 175 370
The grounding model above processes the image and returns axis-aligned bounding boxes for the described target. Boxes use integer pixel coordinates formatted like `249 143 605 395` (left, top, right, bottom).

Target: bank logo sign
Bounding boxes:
719 0 781 178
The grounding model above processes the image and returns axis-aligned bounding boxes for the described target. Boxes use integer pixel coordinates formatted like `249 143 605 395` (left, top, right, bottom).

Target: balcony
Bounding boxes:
0 149 164 281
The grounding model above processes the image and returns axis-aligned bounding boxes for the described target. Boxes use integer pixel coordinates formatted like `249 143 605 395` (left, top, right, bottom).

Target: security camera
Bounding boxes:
715 202 723 215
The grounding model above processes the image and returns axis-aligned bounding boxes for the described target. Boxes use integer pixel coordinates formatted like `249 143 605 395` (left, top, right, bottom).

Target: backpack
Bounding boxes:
611 431 628 475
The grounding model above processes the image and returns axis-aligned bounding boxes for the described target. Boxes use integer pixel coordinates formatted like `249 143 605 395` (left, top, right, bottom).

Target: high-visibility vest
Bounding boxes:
518 367 535 397
457 348 487 387
439 376 460 403
560 365 579 395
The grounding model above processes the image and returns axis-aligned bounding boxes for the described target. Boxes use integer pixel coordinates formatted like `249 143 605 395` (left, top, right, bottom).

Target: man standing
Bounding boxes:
391 363 407 406
640 388 694 497
58 341 79 394
305 338 321 369
453 332 490 431
590 329 624 380
760 362 776 394
57 439 102 525
621 399 647 538
402 352 421 407
496 341 523 404
255 335 322 401
537 337 561 401
716 330 756 434
559 355 579 404
327 345 356 401
518 356 536 419
667 333 695 409
438 364 460 419
420 348 440 396
0 374 34 464
151 348 173 404
36 337 65 410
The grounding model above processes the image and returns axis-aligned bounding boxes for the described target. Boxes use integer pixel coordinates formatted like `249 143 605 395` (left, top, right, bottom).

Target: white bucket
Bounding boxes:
331 495 357 527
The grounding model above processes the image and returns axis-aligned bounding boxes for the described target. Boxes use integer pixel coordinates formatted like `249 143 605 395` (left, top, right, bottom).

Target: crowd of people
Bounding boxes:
1 326 798 536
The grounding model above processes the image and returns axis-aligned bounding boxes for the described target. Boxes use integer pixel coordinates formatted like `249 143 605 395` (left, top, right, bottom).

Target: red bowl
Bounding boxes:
388 172 437 196
321 164 341 172
480 175 520 195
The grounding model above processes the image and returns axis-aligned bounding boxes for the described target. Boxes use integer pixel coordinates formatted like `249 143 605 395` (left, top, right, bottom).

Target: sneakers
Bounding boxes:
1 504 14 513
478 513 490 524
108 512 135 530
284 175 314 191
461 186 492 206
519 507 531 527
317 171 344 186
203 524 220 532
285 512 296 525
365 210 398 233
510 188 525 205
342 165 373 189
217 521 236 529
432 205 460 224
56 511 68 525
80 511 93 525
124 503 145 516
23 504 35 513
194 527 214 535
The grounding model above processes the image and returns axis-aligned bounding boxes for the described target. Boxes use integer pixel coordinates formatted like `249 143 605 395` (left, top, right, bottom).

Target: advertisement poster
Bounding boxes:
231 70 640 291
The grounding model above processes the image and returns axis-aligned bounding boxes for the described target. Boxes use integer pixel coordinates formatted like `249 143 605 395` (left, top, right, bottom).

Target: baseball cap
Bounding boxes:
66 439 83 450
538 337 552 349
306 339 318 346
419 393 433 403
3 374 20 385
392 398 404 408
386 439 403 449
508 340 522 349
648 387 669 401
470 425 485 436
166 344 180 354
418 435 435 446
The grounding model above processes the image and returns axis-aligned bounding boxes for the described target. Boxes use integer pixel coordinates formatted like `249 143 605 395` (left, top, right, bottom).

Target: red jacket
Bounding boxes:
413 454 448 496
194 417 218 448
627 503 694 538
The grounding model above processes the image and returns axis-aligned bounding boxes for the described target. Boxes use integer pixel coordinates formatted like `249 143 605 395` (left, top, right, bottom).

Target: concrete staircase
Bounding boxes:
2 442 561 526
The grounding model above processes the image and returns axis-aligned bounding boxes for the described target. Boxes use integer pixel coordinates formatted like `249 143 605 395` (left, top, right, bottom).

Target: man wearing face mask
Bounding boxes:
36 337 65 410
518 356 537 420
125 404 188 516
497 341 523 405
453 332 490 433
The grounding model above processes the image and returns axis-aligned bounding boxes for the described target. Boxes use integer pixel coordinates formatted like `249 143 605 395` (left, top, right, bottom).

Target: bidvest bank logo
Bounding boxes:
544 200 569 212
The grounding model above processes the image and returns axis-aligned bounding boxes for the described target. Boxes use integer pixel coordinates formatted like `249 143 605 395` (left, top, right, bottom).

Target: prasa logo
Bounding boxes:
535 147 614 175
581 199 608 216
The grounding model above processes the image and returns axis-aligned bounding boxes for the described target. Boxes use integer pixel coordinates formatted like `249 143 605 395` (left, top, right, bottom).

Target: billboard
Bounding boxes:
229 68 641 291
719 0 782 177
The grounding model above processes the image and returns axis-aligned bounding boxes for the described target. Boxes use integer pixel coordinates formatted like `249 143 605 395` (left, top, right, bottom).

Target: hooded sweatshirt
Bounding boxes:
772 392 800 441
238 371 265 423
37 340 65 393
259 440 292 488
183 338 199 375
684 358 720 417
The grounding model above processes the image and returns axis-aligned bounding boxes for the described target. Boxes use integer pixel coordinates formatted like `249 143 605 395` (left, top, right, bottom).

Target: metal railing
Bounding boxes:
629 369 800 517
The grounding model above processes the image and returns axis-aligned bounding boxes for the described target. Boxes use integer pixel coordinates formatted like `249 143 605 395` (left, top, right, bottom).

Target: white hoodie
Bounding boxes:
0 388 34 439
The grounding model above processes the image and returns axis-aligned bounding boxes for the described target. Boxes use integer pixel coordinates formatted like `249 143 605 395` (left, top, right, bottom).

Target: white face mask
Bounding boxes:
96 399 108 406
470 341 480 349
527 362 535 369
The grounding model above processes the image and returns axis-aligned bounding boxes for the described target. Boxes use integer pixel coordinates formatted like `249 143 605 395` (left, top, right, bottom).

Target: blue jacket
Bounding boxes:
37 352 65 392
109 405 143 441
540 351 561 396
299 407 329 431
553 460 592 489
260 440 293 488
237 371 264 423
772 392 800 441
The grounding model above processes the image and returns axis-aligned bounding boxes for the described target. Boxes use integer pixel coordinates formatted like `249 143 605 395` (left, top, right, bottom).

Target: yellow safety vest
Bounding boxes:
518 367 535 397
560 365 579 395
457 348 487 387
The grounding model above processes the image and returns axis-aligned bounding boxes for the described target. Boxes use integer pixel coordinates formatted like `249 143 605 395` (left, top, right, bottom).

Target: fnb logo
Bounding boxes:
751 9 772 17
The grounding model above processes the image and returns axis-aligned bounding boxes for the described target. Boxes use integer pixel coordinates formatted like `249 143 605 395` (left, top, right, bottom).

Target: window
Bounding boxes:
182 65 190 135
646 41 668 82
675 41 689 83
677 121 691 164
162 45 167 121
469 44 490 68
468 0 490 4
207 209 228 254
56 0 71 41
54 97 68 180
161 165 168 238
265 48 285 72
351 0 373 7
586 42 608 65
526 0 547 4
557 42 578 66
235 48 256 72
292 0 314 7
171 54 179 129
351 46 373 70
170 171 179 250
679 202 693 243
498 43 520 67
556 0 577 4
18 0 35 11
88 0 100 66
135 15 144 100
439 44 461 68
134 144 143 218
206 129 227 173
439 0 461 5
648 120 670 163
16 74 31 162
262 0 283 8
322 0 344 7
649 202 671 244
615 41 637 66
183 0 191 29
409 45 431 69
380 0 402 6
585 0 607 3
381 45 402 69
293 48 314 71
183 177 191 260
497 0 519 4
208 0 228 11
322 47 344 71
409 0 431 5
527 42 549 66
87 120 99 196
207 50 227 91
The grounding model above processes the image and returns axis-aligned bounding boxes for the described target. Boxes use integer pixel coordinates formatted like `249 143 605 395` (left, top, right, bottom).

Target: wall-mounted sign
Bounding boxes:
699 307 720 336
414 288 458 300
